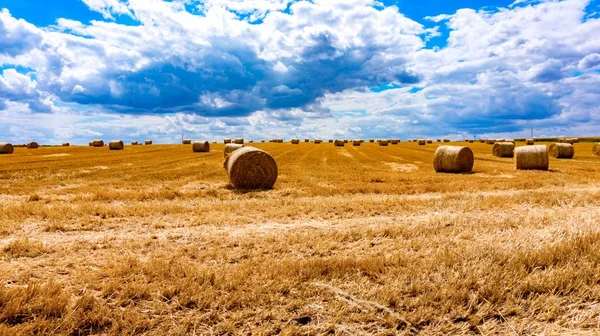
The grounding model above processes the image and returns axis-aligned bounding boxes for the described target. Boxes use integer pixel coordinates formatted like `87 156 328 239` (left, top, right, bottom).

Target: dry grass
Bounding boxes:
1 141 600 334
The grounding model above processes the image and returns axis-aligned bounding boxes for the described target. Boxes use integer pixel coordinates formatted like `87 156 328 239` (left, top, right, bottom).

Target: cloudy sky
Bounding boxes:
1 0 599 144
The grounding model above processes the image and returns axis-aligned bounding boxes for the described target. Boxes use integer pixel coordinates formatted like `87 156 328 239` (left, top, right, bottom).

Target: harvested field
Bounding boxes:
1 141 600 335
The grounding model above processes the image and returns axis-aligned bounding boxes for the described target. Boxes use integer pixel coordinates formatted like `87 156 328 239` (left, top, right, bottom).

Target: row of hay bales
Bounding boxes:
492 142 576 159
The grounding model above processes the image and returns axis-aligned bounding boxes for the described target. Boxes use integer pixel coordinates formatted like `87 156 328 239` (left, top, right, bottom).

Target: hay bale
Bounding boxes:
479 139 485 143
369 139 375 143
277 138 284 143
183 139 192 144
485 139 495 145
329 139 334 143
261 140 265 143
443 139 451 143
224 138 232 144
525 139 535 145
352 140 361 146
433 146 474 173
224 144 243 158
558 137 566 143
193 140 210 153
225 147 278 190
343 140 348 143
314 140 322 144
564 138 577 144
492 142 515 158
427 139 433 144
0 143 14 154
131 141 138 145
418 139 426 145
62 143 70 147
304 139 309 143
233 138 244 145
89 141 94 146
27 142 39 149
593 143 600 157
379 140 389 146
437 139 442 142
145 140 153 145
549 143 574 159
109 140 124 150
515 145 548 170
93 140 104 147
291 138 300 144
391 139 399 145
334 140 345 147
467 139 474 143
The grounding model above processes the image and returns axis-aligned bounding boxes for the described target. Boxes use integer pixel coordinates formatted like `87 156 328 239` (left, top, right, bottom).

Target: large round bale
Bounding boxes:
234 138 244 145
593 143 600 157
492 142 515 158
183 139 192 144
433 146 474 173
145 140 153 145
193 140 210 153
526 139 535 145
224 138 232 144
109 140 124 150
379 140 389 146
352 140 361 146
515 145 549 170
418 139 426 145
27 142 39 149
0 143 14 154
224 144 243 158
225 147 278 190
549 143 574 159
291 138 300 144
334 140 345 147
93 140 104 147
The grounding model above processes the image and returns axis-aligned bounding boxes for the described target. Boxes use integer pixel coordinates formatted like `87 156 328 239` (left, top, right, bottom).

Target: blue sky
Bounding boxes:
1 0 599 144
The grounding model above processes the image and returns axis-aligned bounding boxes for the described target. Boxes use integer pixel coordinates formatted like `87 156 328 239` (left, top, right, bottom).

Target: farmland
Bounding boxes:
1 141 600 335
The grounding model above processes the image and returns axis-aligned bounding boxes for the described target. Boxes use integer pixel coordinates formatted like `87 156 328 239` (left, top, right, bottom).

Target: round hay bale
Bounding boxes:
433 146 474 173
131 141 138 145
549 143 574 159
343 140 348 143
27 142 39 149
467 139 474 143
334 140 345 147
192 140 210 153
427 139 433 144
558 137 566 143
291 138 300 144
515 145 548 170
314 140 322 144
304 139 309 143
379 140 389 146
369 139 375 143
233 138 244 145
443 139 451 143
329 139 334 143
89 141 94 146
437 139 442 142
62 143 70 147
109 140 124 150
564 138 577 144
225 147 278 190
224 138 232 144
525 139 534 145
249 140 254 143
352 140 361 146
93 140 104 147
418 139 426 145
0 142 14 154
391 139 399 145
593 143 600 157
145 140 153 145
261 140 265 143
224 144 243 158
183 139 192 144
485 139 495 145
492 142 515 158
479 139 485 143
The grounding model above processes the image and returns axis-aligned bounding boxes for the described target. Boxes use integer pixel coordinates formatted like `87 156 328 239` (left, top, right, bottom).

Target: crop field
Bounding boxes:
1 141 600 335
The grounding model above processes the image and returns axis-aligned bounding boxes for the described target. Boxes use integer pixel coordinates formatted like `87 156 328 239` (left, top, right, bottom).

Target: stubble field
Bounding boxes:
1 141 600 335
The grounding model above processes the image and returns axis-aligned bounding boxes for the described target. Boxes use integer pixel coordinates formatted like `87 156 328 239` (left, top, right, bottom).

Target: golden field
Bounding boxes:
1 141 600 335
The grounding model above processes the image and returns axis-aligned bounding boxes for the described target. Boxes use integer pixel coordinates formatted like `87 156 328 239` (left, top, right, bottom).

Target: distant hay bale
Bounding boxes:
343 140 348 143
558 137 566 143
515 145 549 170
369 139 375 143
329 139 334 143
418 139 426 145
334 140 345 147
131 141 138 145
526 139 535 145
89 141 93 146
291 138 300 144
224 144 243 158
492 142 515 158
93 140 104 147
261 140 265 143
109 140 124 150
427 139 433 144
234 138 244 145
277 138 284 143
564 138 578 144
27 142 39 149
193 140 210 153
248 140 254 143
62 143 70 147
443 139 450 143
224 147 278 190
0 142 14 154
467 139 474 143
224 138 232 144
145 140 153 145
485 139 495 145
391 139 399 145
479 139 485 143
304 139 309 143
549 143 574 159
437 139 442 142
379 140 389 146
183 139 192 144
433 146 474 173
593 143 600 156
314 140 322 144
353 140 361 146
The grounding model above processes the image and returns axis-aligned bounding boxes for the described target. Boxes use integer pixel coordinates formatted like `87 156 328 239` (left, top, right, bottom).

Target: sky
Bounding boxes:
0 0 599 144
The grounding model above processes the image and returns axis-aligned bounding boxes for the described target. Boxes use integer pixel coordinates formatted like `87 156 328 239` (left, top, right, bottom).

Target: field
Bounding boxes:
1 141 600 335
